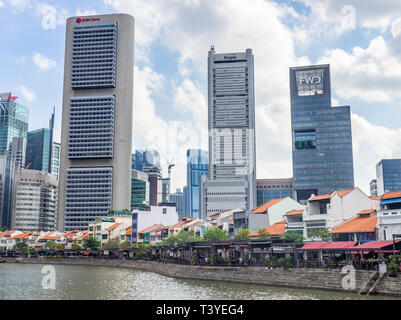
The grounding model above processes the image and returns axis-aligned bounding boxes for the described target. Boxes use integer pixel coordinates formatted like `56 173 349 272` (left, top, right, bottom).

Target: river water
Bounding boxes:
0 263 399 300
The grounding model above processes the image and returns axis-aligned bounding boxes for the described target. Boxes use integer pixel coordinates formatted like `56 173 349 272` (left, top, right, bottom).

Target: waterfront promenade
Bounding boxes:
6 257 401 298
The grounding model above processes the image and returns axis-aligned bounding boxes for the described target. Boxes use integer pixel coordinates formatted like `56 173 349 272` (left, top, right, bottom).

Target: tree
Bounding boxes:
44 241 56 249
119 241 131 249
162 231 202 246
83 237 100 250
257 228 271 238
308 228 331 242
14 242 28 251
0 226 7 232
102 240 120 249
203 227 229 242
282 232 304 243
235 229 250 241
71 243 82 250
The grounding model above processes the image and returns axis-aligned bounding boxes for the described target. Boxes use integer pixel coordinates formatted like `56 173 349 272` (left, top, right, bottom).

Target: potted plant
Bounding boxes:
264 258 270 268
388 261 398 277
210 254 215 265
277 257 285 269
228 254 232 266
242 254 249 266
192 253 197 265
284 257 293 269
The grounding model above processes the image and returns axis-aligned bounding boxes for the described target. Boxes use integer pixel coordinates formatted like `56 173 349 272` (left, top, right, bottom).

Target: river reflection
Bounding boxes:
0 264 399 300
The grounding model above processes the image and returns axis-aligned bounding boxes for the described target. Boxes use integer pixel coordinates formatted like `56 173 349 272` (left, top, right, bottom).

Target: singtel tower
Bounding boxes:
200 47 256 218
58 14 135 231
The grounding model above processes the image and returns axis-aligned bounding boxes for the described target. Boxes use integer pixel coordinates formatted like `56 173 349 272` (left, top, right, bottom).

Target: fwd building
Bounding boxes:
58 14 135 231
290 64 354 202
200 47 257 218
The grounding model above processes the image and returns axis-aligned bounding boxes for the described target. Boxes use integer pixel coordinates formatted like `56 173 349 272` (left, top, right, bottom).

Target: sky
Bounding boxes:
1 0 401 195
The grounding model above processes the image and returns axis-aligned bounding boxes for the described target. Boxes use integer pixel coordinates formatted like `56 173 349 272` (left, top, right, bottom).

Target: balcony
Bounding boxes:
303 213 328 222
286 222 304 230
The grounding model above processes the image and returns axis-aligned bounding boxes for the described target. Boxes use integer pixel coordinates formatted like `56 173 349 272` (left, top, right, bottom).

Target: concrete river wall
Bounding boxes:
6 258 401 297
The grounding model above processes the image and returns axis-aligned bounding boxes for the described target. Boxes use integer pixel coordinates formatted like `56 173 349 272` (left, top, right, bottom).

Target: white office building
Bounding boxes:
201 47 256 218
57 14 135 231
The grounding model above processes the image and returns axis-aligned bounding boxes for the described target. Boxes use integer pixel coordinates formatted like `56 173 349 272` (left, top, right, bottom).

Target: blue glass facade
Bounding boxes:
376 159 401 195
26 129 51 172
132 150 160 172
186 149 208 219
0 94 29 156
290 65 354 201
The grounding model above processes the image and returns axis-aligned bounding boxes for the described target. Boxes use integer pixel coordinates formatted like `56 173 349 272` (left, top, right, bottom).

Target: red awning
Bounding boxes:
352 240 401 250
299 241 357 250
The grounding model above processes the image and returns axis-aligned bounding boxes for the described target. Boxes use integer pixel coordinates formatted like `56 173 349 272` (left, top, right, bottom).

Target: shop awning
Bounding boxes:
352 240 401 250
299 241 357 250
381 198 401 205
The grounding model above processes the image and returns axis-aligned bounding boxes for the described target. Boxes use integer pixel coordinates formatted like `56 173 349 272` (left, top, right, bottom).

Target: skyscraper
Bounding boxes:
12 169 58 232
290 64 354 201
201 47 256 218
0 93 29 156
186 149 208 218
58 14 135 231
51 142 60 180
131 169 149 209
376 159 401 195
25 129 52 172
256 178 294 206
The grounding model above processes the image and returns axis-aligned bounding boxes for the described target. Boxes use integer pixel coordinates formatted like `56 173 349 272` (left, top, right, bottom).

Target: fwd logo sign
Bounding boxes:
299 76 321 85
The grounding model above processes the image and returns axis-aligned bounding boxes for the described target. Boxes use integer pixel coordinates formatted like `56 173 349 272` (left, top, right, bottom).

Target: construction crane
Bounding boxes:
167 160 175 202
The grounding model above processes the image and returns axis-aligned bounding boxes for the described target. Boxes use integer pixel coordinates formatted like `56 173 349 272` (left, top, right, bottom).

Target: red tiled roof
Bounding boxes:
9 232 32 240
106 222 122 232
40 231 57 240
249 220 286 237
284 209 304 217
353 241 401 250
138 224 160 234
370 196 381 200
357 209 376 216
251 198 284 214
329 214 377 234
300 241 357 250
309 189 355 202
381 191 401 200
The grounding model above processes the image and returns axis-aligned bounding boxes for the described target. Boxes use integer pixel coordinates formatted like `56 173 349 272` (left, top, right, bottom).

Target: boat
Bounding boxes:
0 258 6 263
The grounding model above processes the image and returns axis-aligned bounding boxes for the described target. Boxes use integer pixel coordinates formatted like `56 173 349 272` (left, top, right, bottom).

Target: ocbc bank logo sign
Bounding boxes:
299 76 322 85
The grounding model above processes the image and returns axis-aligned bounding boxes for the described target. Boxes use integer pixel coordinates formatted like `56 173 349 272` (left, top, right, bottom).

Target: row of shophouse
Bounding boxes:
1 188 401 250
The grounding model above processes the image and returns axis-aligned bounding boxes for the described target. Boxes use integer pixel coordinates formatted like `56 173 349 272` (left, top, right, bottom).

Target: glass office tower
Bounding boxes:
26 129 52 172
0 93 29 155
376 159 401 195
186 149 208 219
290 65 354 201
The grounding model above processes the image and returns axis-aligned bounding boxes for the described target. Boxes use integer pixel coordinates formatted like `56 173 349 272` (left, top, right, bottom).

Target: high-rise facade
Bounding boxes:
256 178 294 206
186 149 208 218
51 142 60 180
58 14 135 231
131 169 149 209
132 149 160 172
12 169 58 232
290 64 354 202
376 159 401 195
0 93 29 156
25 111 55 173
1 137 26 227
170 188 185 220
202 47 256 218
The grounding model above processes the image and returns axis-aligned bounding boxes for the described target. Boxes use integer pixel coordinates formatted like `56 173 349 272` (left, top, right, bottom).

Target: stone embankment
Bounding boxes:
7 258 401 297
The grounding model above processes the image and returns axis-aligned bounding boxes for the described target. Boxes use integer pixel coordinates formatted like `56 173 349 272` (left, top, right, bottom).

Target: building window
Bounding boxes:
295 130 316 150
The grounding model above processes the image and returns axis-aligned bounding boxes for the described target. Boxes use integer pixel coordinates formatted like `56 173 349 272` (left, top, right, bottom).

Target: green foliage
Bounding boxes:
257 228 270 238
242 254 249 265
203 228 229 242
282 232 304 243
162 230 202 246
308 228 331 242
210 253 215 264
119 241 131 249
0 226 7 232
83 237 100 250
264 258 270 268
192 253 197 264
71 243 82 250
102 240 120 249
387 261 399 274
14 242 28 250
235 229 250 241
228 253 233 265
44 241 55 249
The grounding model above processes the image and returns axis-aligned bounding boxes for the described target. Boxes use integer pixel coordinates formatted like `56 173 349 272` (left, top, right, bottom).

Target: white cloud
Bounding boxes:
317 36 401 103
352 113 401 194
76 8 97 16
0 1 5 8
32 52 57 71
105 0 401 194
18 86 36 102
